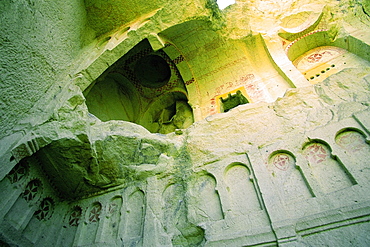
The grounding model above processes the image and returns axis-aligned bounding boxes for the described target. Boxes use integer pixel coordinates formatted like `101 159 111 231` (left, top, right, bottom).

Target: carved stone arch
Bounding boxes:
335 127 370 182
286 30 332 61
22 178 43 203
336 127 368 138
335 127 370 153
161 42 197 102
302 140 356 193
268 149 296 172
76 37 150 92
98 196 123 244
125 189 145 243
268 150 313 201
188 171 224 223
7 159 29 184
279 5 370 84
162 183 183 223
224 162 262 215
302 139 333 154
286 30 370 62
82 38 194 134
66 205 83 227
162 182 182 228
34 197 55 221
88 202 103 223
189 170 219 188
287 30 370 84
159 19 217 120
74 202 103 246
106 195 123 218
22 196 56 244
128 189 145 208
224 162 252 177
56 205 83 247
162 182 204 245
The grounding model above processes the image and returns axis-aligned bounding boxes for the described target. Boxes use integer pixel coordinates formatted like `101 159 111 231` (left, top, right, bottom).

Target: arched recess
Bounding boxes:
302 140 356 193
0 159 29 221
23 197 55 243
76 202 102 246
124 190 145 245
99 196 123 244
224 163 262 215
162 183 205 246
335 128 370 153
335 128 370 181
4 179 43 232
286 30 370 84
187 173 224 224
268 150 313 202
57 205 83 246
83 39 194 134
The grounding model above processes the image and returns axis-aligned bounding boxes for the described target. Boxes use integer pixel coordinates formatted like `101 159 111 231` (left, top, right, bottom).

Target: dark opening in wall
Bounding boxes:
83 39 194 134
220 90 249 112
134 55 171 88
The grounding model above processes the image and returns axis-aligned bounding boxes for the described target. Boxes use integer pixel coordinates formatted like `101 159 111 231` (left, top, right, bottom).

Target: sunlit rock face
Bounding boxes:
1 0 370 246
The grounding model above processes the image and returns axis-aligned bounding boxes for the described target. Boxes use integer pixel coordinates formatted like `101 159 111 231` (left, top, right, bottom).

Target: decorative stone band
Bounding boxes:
172 55 185 65
185 78 195 86
11 136 45 163
285 29 329 53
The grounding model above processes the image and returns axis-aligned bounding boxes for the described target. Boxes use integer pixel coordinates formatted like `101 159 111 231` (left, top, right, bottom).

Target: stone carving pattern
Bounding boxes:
285 29 328 52
120 48 181 98
35 198 54 221
22 179 41 202
172 55 184 64
89 203 102 223
11 149 29 163
69 206 83 227
107 201 119 218
7 161 28 184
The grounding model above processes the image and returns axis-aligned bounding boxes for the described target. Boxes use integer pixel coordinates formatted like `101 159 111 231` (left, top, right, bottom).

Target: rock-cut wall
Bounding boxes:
0 0 370 246
1 69 370 246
